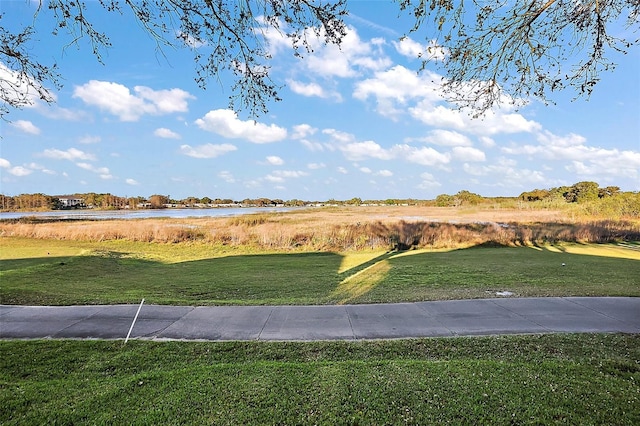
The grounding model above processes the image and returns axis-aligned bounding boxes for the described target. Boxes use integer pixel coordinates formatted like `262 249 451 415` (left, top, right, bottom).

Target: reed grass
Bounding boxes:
1 207 639 251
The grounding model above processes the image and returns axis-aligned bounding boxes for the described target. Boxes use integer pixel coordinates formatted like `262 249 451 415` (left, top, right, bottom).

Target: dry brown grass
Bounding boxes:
1 206 639 251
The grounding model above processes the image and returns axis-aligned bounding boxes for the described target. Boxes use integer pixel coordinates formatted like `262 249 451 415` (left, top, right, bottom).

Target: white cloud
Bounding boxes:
392 145 451 166
7 166 32 176
27 162 55 175
265 170 309 183
154 128 181 139
359 166 372 173
452 146 486 162
463 161 546 186
337 167 348 174
73 80 194 121
0 62 50 108
76 162 111 175
266 156 284 166
126 178 139 185
416 129 473 147
300 139 325 151
377 169 393 177
264 175 284 183
502 130 640 180
0 158 33 176
479 136 496 147
417 172 441 189
537 130 587 147
303 26 392 78
334 135 451 167
409 104 464 129
340 140 395 161
10 120 40 135
353 65 441 117
409 101 541 135
354 65 539 136
287 79 342 101
323 128 357 144
42 148 96 161
292 124 317 139
79 135 101 144
307 162 326 169
393 37 446 61
218 171 236 183
37 104 87 121
257 16 293 54
273 170 308 178
565 153 640 180
195 109 287 143
288 79 324 97
179 143 237 158
134 86 193 114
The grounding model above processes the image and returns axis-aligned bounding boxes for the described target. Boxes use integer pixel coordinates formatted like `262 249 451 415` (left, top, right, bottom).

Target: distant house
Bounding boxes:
57 196 85 208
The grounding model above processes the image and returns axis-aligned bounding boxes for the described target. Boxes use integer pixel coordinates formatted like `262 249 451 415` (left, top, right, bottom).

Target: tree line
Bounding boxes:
0 193 319 211
518 182 621 203
0 182 638 216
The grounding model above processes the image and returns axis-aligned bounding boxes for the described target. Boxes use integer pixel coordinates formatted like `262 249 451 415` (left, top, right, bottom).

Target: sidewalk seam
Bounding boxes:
487 299 553 333
257 307 274 341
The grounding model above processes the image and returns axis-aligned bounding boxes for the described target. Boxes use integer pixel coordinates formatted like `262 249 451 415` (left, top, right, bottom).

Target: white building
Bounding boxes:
57 196 85 208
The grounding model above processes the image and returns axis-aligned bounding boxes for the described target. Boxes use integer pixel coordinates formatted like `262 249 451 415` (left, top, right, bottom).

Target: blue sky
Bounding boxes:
2 1 639 201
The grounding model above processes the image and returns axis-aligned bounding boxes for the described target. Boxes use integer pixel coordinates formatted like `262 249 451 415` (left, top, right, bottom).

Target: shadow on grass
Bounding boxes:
0 251 345 306
1 241 639 306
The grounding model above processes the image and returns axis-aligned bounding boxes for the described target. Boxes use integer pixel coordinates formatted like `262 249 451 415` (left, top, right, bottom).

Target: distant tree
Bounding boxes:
346 197 362 206
256 198 274 206
183 196 201 205
564 181 600 203
435 194 455 207
3 1 637 117
149 194 169 208
520 189 551 202
201 196 212 204
455 190 483 206
285 199 306 206
598 186 621 198
0 194 12 210
127 196 146 209
81 193 100 207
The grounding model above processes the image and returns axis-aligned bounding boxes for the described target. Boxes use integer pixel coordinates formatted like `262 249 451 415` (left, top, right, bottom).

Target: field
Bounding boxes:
3 205 639 249
1 237 639 305
2 335 640 425
1 206 639 424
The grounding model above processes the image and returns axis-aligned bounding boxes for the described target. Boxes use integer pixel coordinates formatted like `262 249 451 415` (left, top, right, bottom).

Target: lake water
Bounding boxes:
0 207 302 220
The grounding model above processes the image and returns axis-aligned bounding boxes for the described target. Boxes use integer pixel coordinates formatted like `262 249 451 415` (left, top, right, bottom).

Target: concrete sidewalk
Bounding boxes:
1 297 639 341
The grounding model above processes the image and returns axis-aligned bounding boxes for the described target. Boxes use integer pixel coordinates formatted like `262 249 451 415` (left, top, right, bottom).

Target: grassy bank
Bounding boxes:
1 237 639 305
1 334 638 424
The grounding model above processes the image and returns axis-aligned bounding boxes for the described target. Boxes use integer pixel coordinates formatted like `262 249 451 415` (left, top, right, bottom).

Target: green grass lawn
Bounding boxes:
1 334 639 425
1 237 639 305
2 237 639 424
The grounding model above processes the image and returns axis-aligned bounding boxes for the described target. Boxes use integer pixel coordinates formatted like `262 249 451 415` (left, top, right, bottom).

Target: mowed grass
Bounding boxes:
1 334 639 424
1 237 639 305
